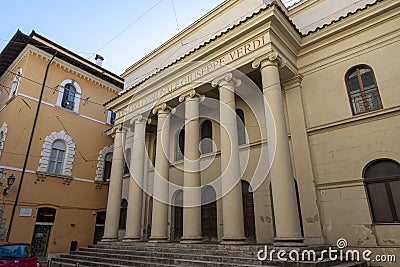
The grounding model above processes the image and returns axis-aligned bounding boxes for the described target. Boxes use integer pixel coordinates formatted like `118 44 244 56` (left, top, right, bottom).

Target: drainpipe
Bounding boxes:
6 51 58 241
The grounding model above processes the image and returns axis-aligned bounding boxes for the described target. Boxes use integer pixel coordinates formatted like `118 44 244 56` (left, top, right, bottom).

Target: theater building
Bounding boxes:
103 0 400 261
0 31 123 257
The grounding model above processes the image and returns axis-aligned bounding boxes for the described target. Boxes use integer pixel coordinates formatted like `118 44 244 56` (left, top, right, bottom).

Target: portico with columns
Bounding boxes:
102 2 324 247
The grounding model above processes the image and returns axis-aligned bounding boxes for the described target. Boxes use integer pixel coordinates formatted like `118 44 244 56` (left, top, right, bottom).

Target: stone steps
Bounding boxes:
49 242 367 267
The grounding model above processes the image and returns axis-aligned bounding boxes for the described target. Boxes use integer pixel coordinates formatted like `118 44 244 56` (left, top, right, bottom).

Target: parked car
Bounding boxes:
0 243 42 267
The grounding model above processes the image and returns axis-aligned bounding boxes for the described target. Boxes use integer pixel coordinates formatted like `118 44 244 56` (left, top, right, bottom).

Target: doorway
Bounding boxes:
242 180 256 242
31 207 56 258
173 190 183 242
201 186 217 242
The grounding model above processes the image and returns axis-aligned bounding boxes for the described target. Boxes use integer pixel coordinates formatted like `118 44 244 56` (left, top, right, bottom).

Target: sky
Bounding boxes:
0 0 300 75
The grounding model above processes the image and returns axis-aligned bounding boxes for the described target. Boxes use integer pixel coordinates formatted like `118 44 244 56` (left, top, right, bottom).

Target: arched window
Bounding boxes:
38 131 75 177
201 120 213 154
56 79 82 113
119 199 128 230
176 129 185 161
95 145 113 183
364 159 400 223
346 65 382 115
47 140 66 174
61 84 76 110
0 122 8 158
236 109 246 145
9 68 22 99
124 148 131 174
103 153 112 182
152 139 157 166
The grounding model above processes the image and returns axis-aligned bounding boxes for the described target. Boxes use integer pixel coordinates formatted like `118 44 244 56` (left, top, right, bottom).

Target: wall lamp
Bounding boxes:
0 169 16 195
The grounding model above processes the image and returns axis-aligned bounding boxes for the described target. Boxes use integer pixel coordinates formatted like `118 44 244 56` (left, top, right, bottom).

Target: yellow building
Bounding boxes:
0 30 123 258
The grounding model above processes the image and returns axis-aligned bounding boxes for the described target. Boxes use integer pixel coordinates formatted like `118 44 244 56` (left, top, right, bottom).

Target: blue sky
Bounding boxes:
0 0 300 75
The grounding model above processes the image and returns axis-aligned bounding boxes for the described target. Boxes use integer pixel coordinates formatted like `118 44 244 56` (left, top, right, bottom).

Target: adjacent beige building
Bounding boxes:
104 0 398 264
0 31 123 258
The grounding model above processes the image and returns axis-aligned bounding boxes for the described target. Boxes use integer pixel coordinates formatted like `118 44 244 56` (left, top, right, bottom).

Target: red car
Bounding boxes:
0 243 42 267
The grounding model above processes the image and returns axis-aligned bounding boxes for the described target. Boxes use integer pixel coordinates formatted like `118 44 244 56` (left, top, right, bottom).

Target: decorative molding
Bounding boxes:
0 46 30 85
282 75 303 91
0 122 8 157
37 130 76 177
27 46 120 93
95 145 113 188
16 93 106 125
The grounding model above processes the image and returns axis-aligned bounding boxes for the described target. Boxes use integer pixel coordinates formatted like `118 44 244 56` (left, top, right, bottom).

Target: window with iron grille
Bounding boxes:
346 65 382 115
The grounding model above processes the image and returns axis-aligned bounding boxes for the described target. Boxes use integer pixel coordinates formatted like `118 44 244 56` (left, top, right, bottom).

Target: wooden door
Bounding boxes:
174 206 183 241
243 193 256 241
201 201 217 242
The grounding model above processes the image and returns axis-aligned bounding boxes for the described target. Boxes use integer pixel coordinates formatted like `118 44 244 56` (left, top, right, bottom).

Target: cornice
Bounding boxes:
298 0 400 75
28 45 120 93
122 0 242 77
107 3 302 109
0 46 30 85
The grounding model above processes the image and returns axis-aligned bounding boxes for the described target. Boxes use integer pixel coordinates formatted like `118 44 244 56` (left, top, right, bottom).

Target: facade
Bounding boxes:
0 31 123 258
103 0 399 264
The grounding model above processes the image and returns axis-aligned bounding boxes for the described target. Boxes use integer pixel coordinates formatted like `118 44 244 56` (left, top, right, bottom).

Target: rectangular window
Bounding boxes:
107 111 116 125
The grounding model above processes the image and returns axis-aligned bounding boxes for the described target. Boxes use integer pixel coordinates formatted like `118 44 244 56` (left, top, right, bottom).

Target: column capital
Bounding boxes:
106 123 123 137
152 103 174 116
178 89 205 103
252 51 286 70
211 72 241 88
282 75 303 92
130 114 147 125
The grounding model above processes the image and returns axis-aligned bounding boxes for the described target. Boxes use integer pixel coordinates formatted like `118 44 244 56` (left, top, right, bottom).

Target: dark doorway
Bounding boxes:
147 197 153 239
242 181 256 242
201 186 217 242
31 208 56 258
93 211 106 244
173 190 183 242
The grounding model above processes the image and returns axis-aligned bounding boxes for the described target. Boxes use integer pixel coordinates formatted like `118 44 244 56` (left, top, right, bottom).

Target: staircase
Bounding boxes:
49 242 367 267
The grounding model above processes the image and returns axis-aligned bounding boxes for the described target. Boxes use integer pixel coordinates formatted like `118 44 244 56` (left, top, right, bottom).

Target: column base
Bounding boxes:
180 236 203 244
101 237 119 242
273 236 306 248
220 237 246 245
148 236 169 243
122 237 141 242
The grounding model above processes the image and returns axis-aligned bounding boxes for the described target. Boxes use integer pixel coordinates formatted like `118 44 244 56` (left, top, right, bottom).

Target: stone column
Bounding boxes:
253 52 304 246
123 115 146 241
179 89 203 243
149 103 172 242
212 73 245 244
102 124 124 241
